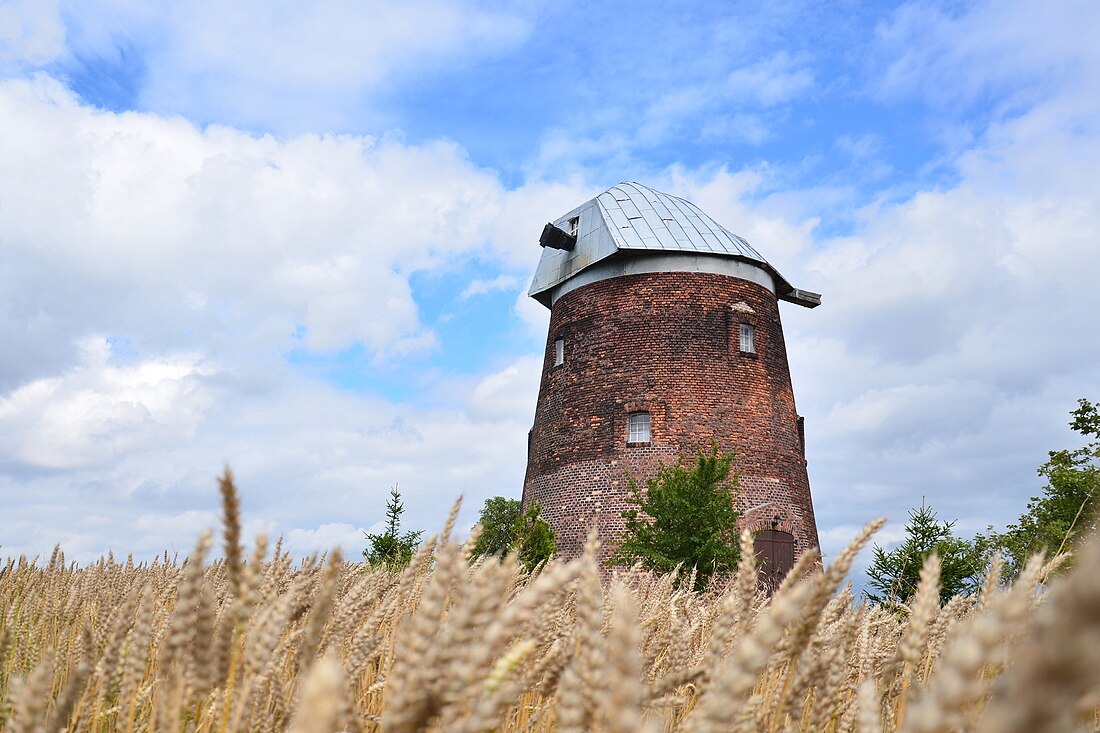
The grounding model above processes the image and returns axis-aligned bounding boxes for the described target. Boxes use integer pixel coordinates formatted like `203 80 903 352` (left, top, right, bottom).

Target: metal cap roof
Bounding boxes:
528 181 820 308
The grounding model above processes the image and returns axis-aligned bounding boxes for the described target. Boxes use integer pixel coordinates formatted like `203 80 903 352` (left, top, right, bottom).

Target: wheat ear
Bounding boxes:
287 652 348 733
600 583 645 733
686 577 815 733
556 529 604 733
977 533 1100 733
900 553 1045 733
7 658 53 733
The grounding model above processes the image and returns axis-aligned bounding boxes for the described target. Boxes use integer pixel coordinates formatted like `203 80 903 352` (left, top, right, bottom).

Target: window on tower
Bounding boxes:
568 216 580 238
627 412 651 444
740 323 756 354
554 338 564 366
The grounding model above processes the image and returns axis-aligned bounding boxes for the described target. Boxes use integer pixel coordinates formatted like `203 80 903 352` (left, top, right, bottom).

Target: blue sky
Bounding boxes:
1 0 1098 571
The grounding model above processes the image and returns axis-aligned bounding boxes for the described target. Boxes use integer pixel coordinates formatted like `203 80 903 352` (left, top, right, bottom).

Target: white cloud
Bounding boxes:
513 288 551 338
134 509 219 538
0 75 588 564
6 1 533 131
872 0 1100 107
152 1 527 88
285 522 371 558
0 338 214 470
532 48 815 172
726 52 814 107
0 75 568 380
0 356 539 563
0 0 64 69
467 355 542 422
460 274 520 300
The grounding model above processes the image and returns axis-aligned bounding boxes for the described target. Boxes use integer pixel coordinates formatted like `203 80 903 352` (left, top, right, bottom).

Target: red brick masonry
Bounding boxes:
522 269 820 565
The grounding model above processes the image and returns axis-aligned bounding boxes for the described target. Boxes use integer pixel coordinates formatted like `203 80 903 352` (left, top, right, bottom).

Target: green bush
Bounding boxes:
608 442 741 591
470 496 557 572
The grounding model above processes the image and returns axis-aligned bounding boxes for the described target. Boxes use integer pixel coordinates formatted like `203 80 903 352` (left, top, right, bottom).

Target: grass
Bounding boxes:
1 471 1099 732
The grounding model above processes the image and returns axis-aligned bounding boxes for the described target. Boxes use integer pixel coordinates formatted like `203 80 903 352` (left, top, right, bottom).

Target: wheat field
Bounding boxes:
2 474 1099 733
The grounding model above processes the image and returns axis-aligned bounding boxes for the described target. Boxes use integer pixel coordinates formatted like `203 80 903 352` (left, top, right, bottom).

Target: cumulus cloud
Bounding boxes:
0 75 589 563
0 75 575 382
460 275 520 300
0 354 539 563
467 355 542 422
0 0 65 69
0 338 213 470
13 1 532 131
284 522 372 558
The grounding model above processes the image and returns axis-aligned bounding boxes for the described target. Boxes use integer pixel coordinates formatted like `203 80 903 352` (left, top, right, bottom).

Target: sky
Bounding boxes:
1 0 1098 574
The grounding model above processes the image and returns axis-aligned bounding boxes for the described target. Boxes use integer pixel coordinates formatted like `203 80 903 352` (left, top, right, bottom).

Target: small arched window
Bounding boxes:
740 323 756 353
627 412 651 444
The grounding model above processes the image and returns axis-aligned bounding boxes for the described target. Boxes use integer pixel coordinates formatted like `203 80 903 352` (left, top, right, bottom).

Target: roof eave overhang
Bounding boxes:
531 288 553 309
736 259 821 308
779 288 822 308
529 249 822 309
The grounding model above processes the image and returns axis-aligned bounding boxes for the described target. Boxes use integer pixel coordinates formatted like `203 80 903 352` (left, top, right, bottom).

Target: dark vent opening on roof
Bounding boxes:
539 222 577 251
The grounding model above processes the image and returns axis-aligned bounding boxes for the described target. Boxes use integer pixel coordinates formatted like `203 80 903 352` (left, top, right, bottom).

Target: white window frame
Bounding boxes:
554 338 564 366
568 216 579 238
627 412 651 444
740 323 756 353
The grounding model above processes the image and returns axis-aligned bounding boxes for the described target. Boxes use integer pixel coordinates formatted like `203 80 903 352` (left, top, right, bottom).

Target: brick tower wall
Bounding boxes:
522 268 820 566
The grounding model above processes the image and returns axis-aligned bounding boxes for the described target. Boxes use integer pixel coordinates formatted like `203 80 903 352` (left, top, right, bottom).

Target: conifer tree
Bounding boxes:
865 499 985 607
363 487 423 569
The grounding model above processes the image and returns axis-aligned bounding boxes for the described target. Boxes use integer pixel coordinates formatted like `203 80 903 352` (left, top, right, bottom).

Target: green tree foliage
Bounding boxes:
470 496 523 559
363 487 423 569
608 443 741 591
986 398 1099 579
513 502 557 572
470 496 557 572
865 500 986 607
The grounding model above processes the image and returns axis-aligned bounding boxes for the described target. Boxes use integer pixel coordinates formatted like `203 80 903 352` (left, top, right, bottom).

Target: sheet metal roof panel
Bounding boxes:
602 204 631 232
639 208 667 238
648 195 677 222
581 207 600 237
665 218 692 245
616 197 643 220
678 217 711 250
700 230 727 252
616 222 646 249
633 218 659 247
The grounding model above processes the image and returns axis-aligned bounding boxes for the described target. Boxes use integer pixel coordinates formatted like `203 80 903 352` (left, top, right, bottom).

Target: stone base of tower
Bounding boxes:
523 447 678 566
524 453 819 568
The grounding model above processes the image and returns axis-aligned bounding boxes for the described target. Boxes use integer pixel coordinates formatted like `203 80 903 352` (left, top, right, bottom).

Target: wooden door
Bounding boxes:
754 529 795 592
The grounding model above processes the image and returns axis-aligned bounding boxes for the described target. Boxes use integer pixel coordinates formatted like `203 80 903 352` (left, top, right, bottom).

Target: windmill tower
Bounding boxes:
521 182 821 583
